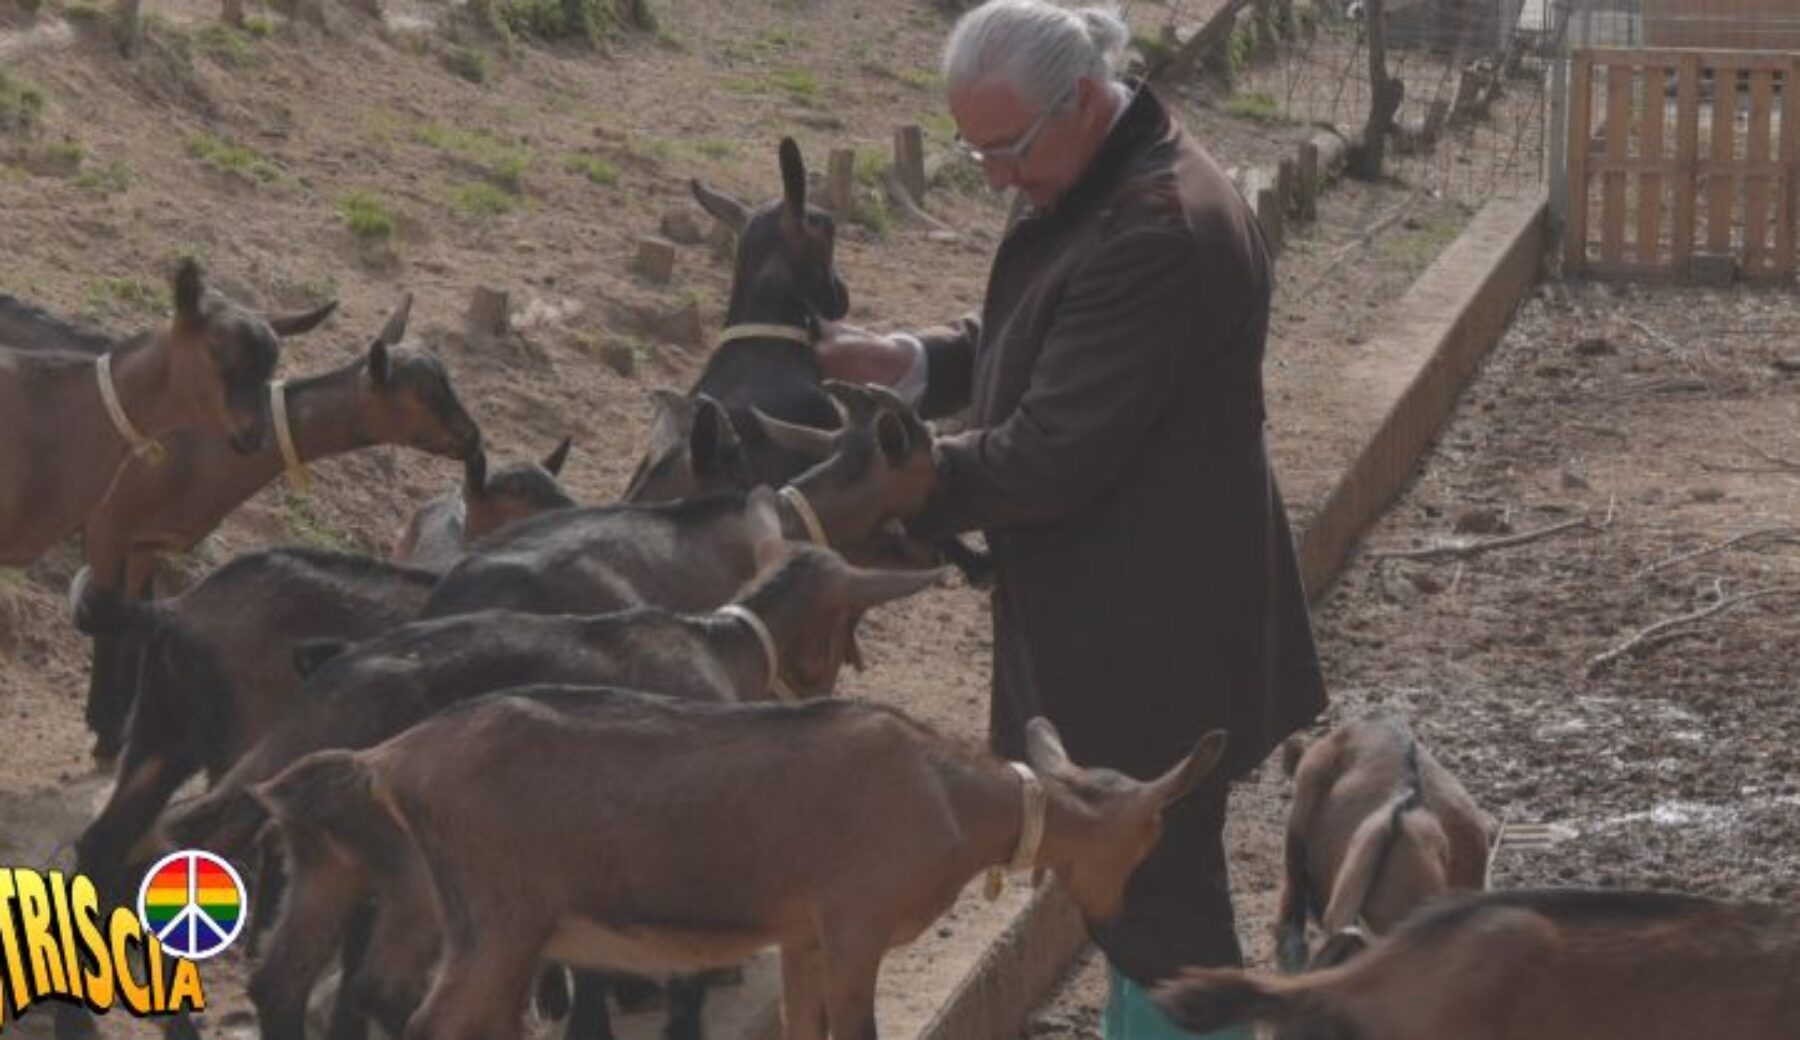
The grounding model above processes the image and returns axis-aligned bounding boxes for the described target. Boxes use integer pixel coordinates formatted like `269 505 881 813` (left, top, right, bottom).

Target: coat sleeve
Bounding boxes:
908 315 981 419
911 227 1250 537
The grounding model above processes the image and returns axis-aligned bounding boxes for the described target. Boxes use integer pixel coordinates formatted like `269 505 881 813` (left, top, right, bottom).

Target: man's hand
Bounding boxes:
816 321 921 388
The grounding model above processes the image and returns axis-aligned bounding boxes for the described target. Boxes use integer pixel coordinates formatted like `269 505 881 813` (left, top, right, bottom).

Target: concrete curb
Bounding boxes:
907 190 1551 1040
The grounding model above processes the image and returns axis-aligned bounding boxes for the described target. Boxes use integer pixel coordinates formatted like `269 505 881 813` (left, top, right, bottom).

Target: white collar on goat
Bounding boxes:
270 379 312 492
778 485 828 547
715 603 799 702
715 323 812 348
96 353 165 466
984 761 1047 900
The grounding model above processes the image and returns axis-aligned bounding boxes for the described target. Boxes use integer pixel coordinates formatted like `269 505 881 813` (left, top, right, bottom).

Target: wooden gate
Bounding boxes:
1564 48 1800 282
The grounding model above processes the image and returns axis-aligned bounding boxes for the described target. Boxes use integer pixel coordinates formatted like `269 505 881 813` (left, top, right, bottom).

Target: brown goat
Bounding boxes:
1156 887 1800 1040
80 294 481 598
1275 712 1498 972
256 691 1226 1040
392 439 576 572
0 260 334 565
620 389 756 502
236 546 944 1040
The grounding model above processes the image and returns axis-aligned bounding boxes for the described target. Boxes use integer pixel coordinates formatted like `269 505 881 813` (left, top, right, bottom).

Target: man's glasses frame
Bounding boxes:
954 81 1079 166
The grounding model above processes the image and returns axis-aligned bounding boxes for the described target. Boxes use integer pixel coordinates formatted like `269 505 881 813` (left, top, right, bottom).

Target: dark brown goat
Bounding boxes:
0 260 334 565
392 439 576 572
228 546 942 1040
1275 713 1497 973
620 390 756 503
258 691 1226 1040
1156 887 1800 1040
419 383 936 621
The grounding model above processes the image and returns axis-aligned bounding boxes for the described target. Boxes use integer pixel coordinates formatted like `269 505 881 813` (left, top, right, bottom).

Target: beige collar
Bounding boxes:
96 354 165 466
716 323 811 348
984 761 1047 900
778 485 828 547
715 603 799 703
270 379 312 492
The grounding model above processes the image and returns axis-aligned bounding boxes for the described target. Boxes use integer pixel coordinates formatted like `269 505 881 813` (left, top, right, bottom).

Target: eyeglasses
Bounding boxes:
954 82 1078 166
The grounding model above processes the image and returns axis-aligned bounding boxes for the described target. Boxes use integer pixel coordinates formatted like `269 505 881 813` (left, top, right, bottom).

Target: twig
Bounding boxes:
1636 525 1800 579
1370 515 1596 563
1294 190 1423 299
1586 585 1800 678
1735 434 1800 473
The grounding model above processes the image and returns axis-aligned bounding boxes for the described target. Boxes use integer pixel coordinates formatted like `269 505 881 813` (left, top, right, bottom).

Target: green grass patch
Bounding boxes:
496 0 615 44
896 66 940 91
244 14 274 36
82 276 169 319
851 195 889 236
442 44 492 83
691 138 733 159
918 109 957 141
1223 91 1286 124
450 181 516 219
42 139 85 165
0 71 46 135
853 150 887 188
74 158 132 194
338 191 397 238
185 131 278 183
563 153 619 185
199 24 260 67
281 496 356 552
772 66 820 100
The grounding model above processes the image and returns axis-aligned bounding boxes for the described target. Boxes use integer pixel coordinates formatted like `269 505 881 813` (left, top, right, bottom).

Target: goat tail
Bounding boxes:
1319 790 1418 936
1151 968 1302 1033
252 751 415 881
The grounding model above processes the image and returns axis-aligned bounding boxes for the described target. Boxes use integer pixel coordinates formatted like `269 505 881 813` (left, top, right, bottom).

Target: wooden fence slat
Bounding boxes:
1777 59 1799 280
1566 53 1594 272
1601 62 1632 266
1589 157 1791 175
1707 59 1737 253
1672 54 1701 271
1587 48 1796 72
1744 70 1774 274
1637 64 1666 267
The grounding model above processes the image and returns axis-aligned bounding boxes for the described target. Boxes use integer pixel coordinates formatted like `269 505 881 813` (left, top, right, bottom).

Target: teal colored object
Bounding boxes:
1103 964 1254 1040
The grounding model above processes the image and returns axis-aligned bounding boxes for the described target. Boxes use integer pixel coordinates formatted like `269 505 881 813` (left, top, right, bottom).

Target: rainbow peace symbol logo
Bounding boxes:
136 850 247 960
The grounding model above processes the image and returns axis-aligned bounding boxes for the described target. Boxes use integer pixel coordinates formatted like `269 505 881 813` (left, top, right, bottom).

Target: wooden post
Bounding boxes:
1707 58 1737 255
466 287 510 341
1636 62 1667 269
1775 56 1800 280
1297 140 1319 222
894 124 927 204
1670 54 1700 274
1564 52 1594 273
634 236 677 284
1276 157 1296 218
1743 68 1774 276
1600 60 1631 267
115 0 142 56
825 148 856 216
1252 170 1284 255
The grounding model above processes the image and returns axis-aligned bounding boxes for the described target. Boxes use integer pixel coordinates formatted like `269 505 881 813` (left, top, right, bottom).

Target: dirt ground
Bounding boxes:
1027 278 1800 1036
0 0 1540 1036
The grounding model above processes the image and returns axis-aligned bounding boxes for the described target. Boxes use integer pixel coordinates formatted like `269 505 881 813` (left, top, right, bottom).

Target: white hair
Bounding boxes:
941 0 1130 113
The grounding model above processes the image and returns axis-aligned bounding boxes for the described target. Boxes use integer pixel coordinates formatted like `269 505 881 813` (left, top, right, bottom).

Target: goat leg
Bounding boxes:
324 903 378 1040
662 973 711 1040
566 971 617 1040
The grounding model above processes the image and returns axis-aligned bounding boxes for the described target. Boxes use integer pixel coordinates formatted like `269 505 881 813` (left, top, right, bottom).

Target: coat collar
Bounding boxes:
1008 79 1173 233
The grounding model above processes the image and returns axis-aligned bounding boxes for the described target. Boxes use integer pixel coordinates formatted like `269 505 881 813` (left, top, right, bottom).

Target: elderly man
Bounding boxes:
818 2 1327 1038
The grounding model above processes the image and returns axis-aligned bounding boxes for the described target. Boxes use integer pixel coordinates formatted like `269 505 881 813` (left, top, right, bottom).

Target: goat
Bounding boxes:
0 292 115 354
1275 712 1498 973
224 546 943 1040
418 382 936 621
0 259 334 565
77 295 482 764
256 689 1227 1040
687 142 991 587
392 438 576 572
1155 887 1800 1040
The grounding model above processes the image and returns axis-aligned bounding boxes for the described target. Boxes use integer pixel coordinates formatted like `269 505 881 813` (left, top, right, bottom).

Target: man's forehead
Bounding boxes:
950 76 1038 139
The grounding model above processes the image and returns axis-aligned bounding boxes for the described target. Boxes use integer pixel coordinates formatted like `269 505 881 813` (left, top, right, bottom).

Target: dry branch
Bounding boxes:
1156 0 1256 83
1371 515 1597 564
1636 525 1800 578
1586 585 1800 677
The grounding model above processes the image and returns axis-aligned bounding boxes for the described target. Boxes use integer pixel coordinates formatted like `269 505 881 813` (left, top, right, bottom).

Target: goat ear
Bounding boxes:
874 410 913 467
367 338 394 387
1150 730 1229 808
375 293 413 346
464 450 489 500
292 639 349 679
779 137 807 216
1024 717 1076 778
172 258 205 322
646 389 694 453
542 437 572 476
751 408 836 462
690 396 736 475
690 178 750 232
268 299 339 338
1149 969 1290 1036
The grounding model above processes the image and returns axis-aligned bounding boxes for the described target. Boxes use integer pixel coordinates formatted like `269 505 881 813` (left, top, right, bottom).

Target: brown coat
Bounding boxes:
912 84 1326 801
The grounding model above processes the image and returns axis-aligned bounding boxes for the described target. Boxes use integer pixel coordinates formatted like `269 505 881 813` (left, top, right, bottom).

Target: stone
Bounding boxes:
659 209 704 245
634 236 678 284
